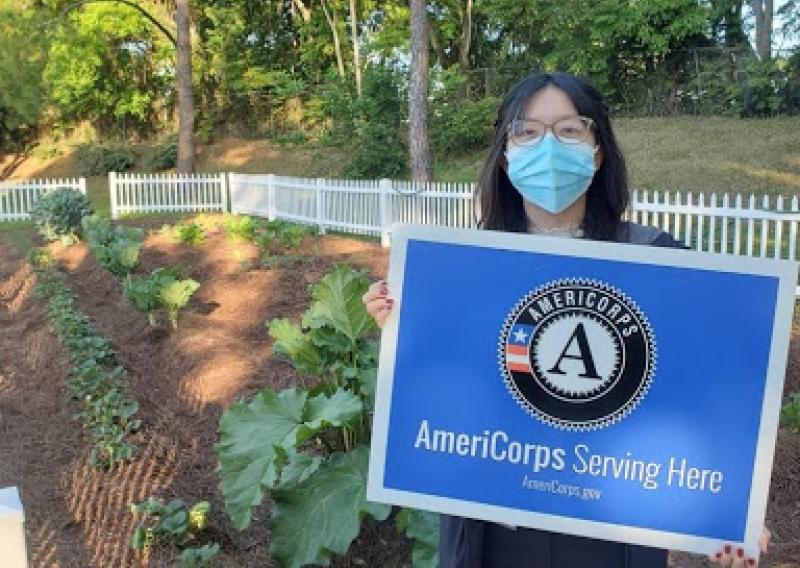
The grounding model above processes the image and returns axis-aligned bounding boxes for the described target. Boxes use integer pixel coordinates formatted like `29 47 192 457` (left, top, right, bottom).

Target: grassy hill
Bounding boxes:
2 116 798 217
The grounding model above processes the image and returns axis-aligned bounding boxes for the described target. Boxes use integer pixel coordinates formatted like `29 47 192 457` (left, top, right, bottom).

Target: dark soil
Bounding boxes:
0 222 798 568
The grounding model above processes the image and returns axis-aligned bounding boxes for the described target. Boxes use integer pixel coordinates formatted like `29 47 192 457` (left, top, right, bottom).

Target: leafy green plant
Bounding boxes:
177 544 220 567
396 508 440 568
217 265 437 567
32 251 140 468
123 267 197 329
254 220 310 266
130 498 212 551
781 392 800 433
160 278 200 329
224 215 260 242
27 247 54 269
30 188 93 244
171 222 205 246
81 215 144 277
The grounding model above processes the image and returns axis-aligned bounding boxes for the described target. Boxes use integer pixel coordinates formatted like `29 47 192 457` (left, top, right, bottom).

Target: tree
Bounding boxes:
44 1 174 137
175 0 194 172
750 0 774 60
0 1 45 162
408 0 432 181
348 0 363 96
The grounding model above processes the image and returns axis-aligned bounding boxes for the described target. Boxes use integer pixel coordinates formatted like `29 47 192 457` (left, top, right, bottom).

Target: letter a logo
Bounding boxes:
547 323 601 380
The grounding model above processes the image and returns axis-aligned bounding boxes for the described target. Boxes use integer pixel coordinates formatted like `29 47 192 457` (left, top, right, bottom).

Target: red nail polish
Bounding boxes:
715 552 722 559
748 559 755 566
737 548 744 558
724 545 732 554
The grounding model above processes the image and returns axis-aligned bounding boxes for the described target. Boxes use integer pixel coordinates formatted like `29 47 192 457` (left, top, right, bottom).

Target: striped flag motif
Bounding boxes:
505 324 535 373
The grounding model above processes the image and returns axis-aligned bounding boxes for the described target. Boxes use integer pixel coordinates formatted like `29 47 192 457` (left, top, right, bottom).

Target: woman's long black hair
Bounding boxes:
476 72 629 241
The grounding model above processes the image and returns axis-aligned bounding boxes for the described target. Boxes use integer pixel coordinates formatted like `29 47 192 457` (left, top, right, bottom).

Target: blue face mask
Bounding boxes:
505 133 597 214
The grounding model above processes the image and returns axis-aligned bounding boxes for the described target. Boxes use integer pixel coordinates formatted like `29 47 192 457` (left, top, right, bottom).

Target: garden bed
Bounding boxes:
0 221 798 567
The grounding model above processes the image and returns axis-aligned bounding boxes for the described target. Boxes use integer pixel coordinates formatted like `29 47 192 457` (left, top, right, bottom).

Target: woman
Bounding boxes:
363 71 769 568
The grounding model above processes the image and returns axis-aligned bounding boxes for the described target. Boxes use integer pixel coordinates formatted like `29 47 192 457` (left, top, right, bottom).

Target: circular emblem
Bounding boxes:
498 278 656 430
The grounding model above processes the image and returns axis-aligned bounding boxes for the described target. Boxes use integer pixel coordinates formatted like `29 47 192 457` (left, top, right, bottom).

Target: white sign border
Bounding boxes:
367 222 798 558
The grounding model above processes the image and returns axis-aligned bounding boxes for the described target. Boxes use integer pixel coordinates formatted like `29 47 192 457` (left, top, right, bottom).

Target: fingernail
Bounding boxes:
386 299 394 305
724 545 732 554
715 552 722 559
737 548 744 558
748 559 755 566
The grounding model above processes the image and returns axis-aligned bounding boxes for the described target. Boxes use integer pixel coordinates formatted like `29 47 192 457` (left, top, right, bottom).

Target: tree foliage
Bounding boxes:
5 0 799 156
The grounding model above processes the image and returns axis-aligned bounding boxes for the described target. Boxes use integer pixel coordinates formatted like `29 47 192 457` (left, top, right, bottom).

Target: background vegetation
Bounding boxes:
1 0 799 184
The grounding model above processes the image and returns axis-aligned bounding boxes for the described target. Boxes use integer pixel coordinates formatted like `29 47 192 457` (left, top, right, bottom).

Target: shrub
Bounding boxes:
30 187 93 243
75 143 135 176
343 67 408 179
145 135 178 171
431 96 499 154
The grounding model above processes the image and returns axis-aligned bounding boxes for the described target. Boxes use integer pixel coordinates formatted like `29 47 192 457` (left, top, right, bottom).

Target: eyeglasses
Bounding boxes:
507 116 595 147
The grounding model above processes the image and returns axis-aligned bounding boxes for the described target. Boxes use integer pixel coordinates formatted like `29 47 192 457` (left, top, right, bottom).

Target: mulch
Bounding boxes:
0 223 797 567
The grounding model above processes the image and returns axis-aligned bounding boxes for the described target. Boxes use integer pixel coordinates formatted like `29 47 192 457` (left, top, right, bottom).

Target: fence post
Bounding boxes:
109 172 119 220
379 178 392 247
268 174 276 221
78 178 87 196
221 172 230 213
316 177 326 235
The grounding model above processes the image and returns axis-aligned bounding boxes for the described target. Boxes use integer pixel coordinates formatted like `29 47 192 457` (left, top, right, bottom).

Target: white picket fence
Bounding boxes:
0 178 86 222
109 172 227 219
629 190 800 259
228 174 474 245
105 171 799 278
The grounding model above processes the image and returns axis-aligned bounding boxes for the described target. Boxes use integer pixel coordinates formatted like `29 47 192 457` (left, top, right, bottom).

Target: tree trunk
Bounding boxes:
752 0 773 60
458 0 473 71
348 0 362 96
175 0 194 172
321 0 346 78
409 0 432 182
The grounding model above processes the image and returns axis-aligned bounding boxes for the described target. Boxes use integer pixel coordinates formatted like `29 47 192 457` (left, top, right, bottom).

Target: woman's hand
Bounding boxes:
362 280 394 329
708 527 770 567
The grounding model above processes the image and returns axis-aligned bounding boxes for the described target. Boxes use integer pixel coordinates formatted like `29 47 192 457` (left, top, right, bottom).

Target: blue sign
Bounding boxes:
367 224 797 557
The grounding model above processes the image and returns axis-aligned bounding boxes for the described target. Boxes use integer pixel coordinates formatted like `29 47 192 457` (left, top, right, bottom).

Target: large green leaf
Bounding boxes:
217 387 363 530
158 278 200 311
269 318 322 373
298 388 362 444
276 450 323 490
217 388 307 530
396 508 440 568
270 446 392 568
301 265 376 345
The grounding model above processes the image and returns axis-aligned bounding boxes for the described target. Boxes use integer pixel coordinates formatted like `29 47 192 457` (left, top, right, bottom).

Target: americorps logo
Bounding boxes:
498 278 657 430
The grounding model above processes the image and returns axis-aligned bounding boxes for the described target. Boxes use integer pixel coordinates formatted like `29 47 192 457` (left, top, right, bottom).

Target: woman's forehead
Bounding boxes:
520 86 580 122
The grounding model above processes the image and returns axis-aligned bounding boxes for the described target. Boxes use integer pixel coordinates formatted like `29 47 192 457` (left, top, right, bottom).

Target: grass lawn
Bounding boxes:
0 221 35 255
433 116 800 198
